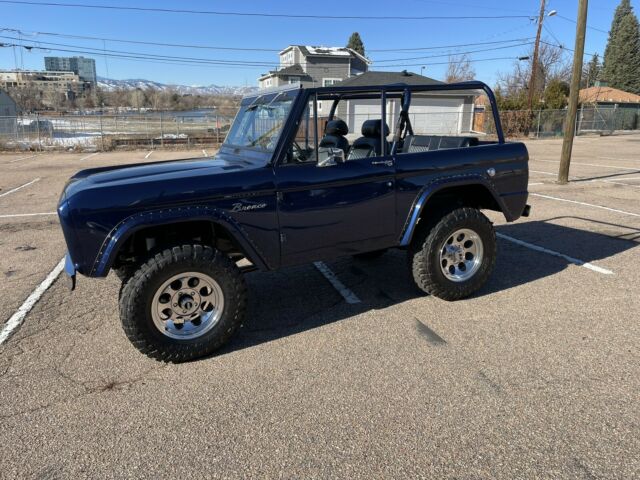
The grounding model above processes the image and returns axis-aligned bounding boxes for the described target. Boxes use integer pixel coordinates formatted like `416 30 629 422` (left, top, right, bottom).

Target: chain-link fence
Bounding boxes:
0 111 234 150
495 105 640 139
1 104 639 151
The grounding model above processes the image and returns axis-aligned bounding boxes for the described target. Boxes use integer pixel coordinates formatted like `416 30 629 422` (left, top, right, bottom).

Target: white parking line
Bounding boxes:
496 233 613 275
79 152 99 161
529 170 640 188
528 182 544 186
202 149 208 157
0 212 57 219
0 178 40 198
8 154 38 163
313 261 361 304
530 169 556 176
531 193 640 218
532 158 638 171
599 156 639 165
144 151 153 159
0 257 66 345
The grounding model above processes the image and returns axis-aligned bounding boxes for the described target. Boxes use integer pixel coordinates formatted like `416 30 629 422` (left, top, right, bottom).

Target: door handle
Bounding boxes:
371 160 394 167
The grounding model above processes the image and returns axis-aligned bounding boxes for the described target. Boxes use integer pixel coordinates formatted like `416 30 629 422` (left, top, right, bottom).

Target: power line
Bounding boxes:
372 41 534 62
1 34 536 70
0 0 534 20
1 41 526 71
371 56 524 68
0 28 282 52
556 14 608 34
0 27 534 55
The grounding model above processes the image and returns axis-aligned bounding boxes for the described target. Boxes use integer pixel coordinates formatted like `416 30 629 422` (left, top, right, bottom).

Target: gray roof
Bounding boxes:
274 64 309 77
336 71 443 87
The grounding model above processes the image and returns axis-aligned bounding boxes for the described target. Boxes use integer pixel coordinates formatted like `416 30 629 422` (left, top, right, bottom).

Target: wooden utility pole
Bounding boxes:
558 0 588 184
527 0 546 112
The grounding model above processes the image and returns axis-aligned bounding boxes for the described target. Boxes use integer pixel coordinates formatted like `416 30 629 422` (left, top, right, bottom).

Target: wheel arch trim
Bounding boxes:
91 206 269 277
399 175 507 246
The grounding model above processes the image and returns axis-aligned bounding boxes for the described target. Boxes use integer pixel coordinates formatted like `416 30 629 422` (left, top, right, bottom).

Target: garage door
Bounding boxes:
346 100 399 141
409 98 463 135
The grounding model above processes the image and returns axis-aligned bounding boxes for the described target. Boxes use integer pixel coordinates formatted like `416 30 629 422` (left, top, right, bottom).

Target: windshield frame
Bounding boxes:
221 87 301 163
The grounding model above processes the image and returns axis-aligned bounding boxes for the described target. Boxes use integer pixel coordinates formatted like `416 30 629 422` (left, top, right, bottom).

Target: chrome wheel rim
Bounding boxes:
439 228 484 282
151 272 224 340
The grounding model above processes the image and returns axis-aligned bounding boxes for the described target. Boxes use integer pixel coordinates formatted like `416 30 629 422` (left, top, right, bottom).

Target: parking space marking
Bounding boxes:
530 169 556 176
144 151 153 159
8 154 38 164
529 169 640 188
0 178 40 198
0 212 57 219
80 152 99 161
202 149 208 157
528 182 544 186
531 193 640 218
496 233 614 275
532 158 639 171
0 257 65 345
313 261 361 304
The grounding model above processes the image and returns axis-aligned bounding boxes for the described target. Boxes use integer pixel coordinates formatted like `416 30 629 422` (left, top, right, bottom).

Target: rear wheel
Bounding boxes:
408 207 496 300
119 244 246 362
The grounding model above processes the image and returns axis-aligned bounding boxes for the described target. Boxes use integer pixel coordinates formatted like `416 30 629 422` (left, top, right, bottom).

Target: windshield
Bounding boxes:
224 92 296 152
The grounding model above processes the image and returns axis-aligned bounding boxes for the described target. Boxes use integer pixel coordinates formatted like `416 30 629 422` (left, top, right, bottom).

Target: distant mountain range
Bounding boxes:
96 77 258 96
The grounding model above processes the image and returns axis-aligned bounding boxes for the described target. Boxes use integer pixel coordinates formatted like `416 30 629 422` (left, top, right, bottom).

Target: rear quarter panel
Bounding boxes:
394 142 529 239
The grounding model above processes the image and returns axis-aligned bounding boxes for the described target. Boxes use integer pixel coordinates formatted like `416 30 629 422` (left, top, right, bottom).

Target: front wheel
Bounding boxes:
119 245 247 362
408 208 496 301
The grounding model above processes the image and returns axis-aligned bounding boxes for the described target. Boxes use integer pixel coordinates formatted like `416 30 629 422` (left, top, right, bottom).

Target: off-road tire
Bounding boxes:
353 248 388 260
408 208 496 301
119 245 247 362
114 265 136 283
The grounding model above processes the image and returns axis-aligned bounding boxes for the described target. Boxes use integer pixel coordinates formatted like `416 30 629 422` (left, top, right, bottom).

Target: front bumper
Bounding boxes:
64 252 76 291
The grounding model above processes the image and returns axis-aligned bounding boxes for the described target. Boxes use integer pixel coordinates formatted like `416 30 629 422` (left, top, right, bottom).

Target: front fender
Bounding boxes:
91 205 270 277
398 175 510 246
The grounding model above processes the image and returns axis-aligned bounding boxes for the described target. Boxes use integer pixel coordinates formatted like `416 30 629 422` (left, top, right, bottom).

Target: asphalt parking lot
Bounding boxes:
0 137 638 478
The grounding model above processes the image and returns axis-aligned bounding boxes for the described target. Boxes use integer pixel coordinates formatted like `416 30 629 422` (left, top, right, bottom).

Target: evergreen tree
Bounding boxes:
582 53 601 88
543 79 570 109
602 0 640 93
347 32 365 56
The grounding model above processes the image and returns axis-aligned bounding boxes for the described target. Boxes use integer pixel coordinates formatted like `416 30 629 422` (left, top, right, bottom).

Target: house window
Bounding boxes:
323 78 341 87
289 76 300 84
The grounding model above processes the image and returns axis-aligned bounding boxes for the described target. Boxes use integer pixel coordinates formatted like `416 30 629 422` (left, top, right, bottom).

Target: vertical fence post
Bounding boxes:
99 113 105 151
536 110 541 139
577 104 584 136
160 111 164 149
215 112 219 145
36 112 41 151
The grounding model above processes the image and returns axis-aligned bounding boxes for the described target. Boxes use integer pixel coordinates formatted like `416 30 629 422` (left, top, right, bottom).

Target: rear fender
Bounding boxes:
399 175 507 246
91 206 269 277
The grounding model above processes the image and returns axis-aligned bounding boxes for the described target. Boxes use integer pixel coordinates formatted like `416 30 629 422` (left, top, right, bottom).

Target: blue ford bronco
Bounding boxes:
58 81 529 362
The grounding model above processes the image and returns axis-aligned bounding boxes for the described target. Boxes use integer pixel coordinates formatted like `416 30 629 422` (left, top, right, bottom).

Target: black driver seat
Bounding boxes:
319 119 350 155
347 119 390 160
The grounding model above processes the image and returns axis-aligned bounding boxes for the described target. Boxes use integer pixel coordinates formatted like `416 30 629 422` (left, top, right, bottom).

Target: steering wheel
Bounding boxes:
291 141 308 163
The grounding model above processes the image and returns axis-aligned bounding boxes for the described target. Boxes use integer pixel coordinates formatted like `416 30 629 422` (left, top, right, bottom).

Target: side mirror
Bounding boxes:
329 148 345 164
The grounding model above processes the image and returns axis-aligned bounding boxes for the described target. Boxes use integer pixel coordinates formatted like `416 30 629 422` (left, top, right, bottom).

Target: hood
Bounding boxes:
61 151 268 213
69 156 243 186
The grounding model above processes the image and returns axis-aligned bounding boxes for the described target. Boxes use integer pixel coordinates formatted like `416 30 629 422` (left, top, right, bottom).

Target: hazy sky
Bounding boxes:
0 0 632 87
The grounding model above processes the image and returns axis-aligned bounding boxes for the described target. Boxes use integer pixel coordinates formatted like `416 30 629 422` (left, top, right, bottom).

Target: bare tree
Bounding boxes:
497 42 570 100
445 54 476 83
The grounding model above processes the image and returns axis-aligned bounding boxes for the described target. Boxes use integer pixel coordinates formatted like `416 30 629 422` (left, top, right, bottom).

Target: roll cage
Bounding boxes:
260 80 506 167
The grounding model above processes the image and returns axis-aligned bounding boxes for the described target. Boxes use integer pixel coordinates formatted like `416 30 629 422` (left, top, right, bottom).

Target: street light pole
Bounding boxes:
527 0 546 113
558 0 588 184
